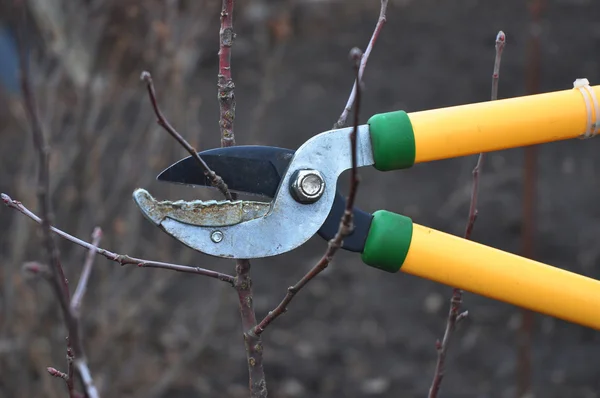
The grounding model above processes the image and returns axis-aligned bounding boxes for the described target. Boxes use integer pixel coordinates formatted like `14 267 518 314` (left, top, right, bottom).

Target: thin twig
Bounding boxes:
490 31 506 105
253 47 364 336
71 227 102 315
15 7 95 397
428 30 506 398
333 0 388 129
464 31 505 239
140 71 233 201
75 360 97 398
1 193 236 285
16 0 70 323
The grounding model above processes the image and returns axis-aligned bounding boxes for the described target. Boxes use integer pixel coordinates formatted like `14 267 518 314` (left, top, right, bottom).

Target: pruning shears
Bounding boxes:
134 80 600 330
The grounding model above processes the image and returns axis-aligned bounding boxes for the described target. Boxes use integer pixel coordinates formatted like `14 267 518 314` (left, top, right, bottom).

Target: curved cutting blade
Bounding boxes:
157 146 294 198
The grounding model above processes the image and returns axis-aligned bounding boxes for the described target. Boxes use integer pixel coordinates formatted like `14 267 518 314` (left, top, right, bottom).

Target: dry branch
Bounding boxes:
236 260 267 397
333 0 389 129
140 1 266 394
141 71 233 201
71 227 102 315
15 5 100 396
428 30 506 398
215 1 267 395
1 193 235 285
218 0 236 148
253 46 364 336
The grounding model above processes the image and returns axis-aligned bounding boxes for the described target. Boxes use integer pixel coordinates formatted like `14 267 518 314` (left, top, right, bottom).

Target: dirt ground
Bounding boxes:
1 1 600 397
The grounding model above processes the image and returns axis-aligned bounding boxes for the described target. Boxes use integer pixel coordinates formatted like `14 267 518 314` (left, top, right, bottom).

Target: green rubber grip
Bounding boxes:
361 210 414 273
367 111 416 171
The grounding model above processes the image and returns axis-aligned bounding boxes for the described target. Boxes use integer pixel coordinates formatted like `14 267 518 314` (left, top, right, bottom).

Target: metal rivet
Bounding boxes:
301 174 322 196
211 230 224 243
290 169 326 204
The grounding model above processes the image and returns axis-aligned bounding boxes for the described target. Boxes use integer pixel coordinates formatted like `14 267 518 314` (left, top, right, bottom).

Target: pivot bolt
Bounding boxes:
290 169 326 204
211 230 224 243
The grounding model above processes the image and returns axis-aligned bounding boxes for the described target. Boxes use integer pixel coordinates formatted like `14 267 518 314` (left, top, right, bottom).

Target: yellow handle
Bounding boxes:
402 224 600 329
409 85 600 163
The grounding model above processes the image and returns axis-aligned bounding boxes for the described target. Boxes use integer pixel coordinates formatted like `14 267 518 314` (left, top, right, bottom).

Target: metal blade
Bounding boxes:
157 146 294 198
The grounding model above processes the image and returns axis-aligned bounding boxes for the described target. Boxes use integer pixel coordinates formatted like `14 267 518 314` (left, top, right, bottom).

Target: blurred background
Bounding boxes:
1 0 599 397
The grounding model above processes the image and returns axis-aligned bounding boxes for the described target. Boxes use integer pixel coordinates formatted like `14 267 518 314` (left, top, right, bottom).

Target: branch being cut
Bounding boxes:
1 193 236 285
140 71 233 201
215 1 267 395
333 0 388 129
428 30 506 398
253 47 364 336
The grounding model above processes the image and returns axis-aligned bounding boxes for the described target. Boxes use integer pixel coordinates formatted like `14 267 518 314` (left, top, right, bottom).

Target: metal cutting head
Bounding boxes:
133 125 375 259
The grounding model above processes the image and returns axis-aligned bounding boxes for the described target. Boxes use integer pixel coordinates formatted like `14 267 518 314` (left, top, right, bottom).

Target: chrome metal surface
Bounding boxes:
290 169 325 204
133 124 374 258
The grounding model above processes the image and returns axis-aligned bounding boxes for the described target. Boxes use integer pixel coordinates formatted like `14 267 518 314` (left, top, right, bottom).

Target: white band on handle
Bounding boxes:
573 78 599 139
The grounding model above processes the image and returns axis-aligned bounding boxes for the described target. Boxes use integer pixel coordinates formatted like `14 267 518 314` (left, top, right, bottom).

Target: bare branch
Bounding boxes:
464 31 504 239
66 345 75 397
1 193 236 285
75 360 97 398
491 31 506 104
15 7 96 397
16 0 70 318
254 47 364 336
428 30 506 398
140 71 233 201
235 260 267 397
219 0 236 147
333 0 388 129
214 1 267 395
71 227 102 315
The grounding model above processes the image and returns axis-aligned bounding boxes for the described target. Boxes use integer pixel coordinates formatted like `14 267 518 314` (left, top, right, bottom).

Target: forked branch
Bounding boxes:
253 47 365 336
215 1 267 395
